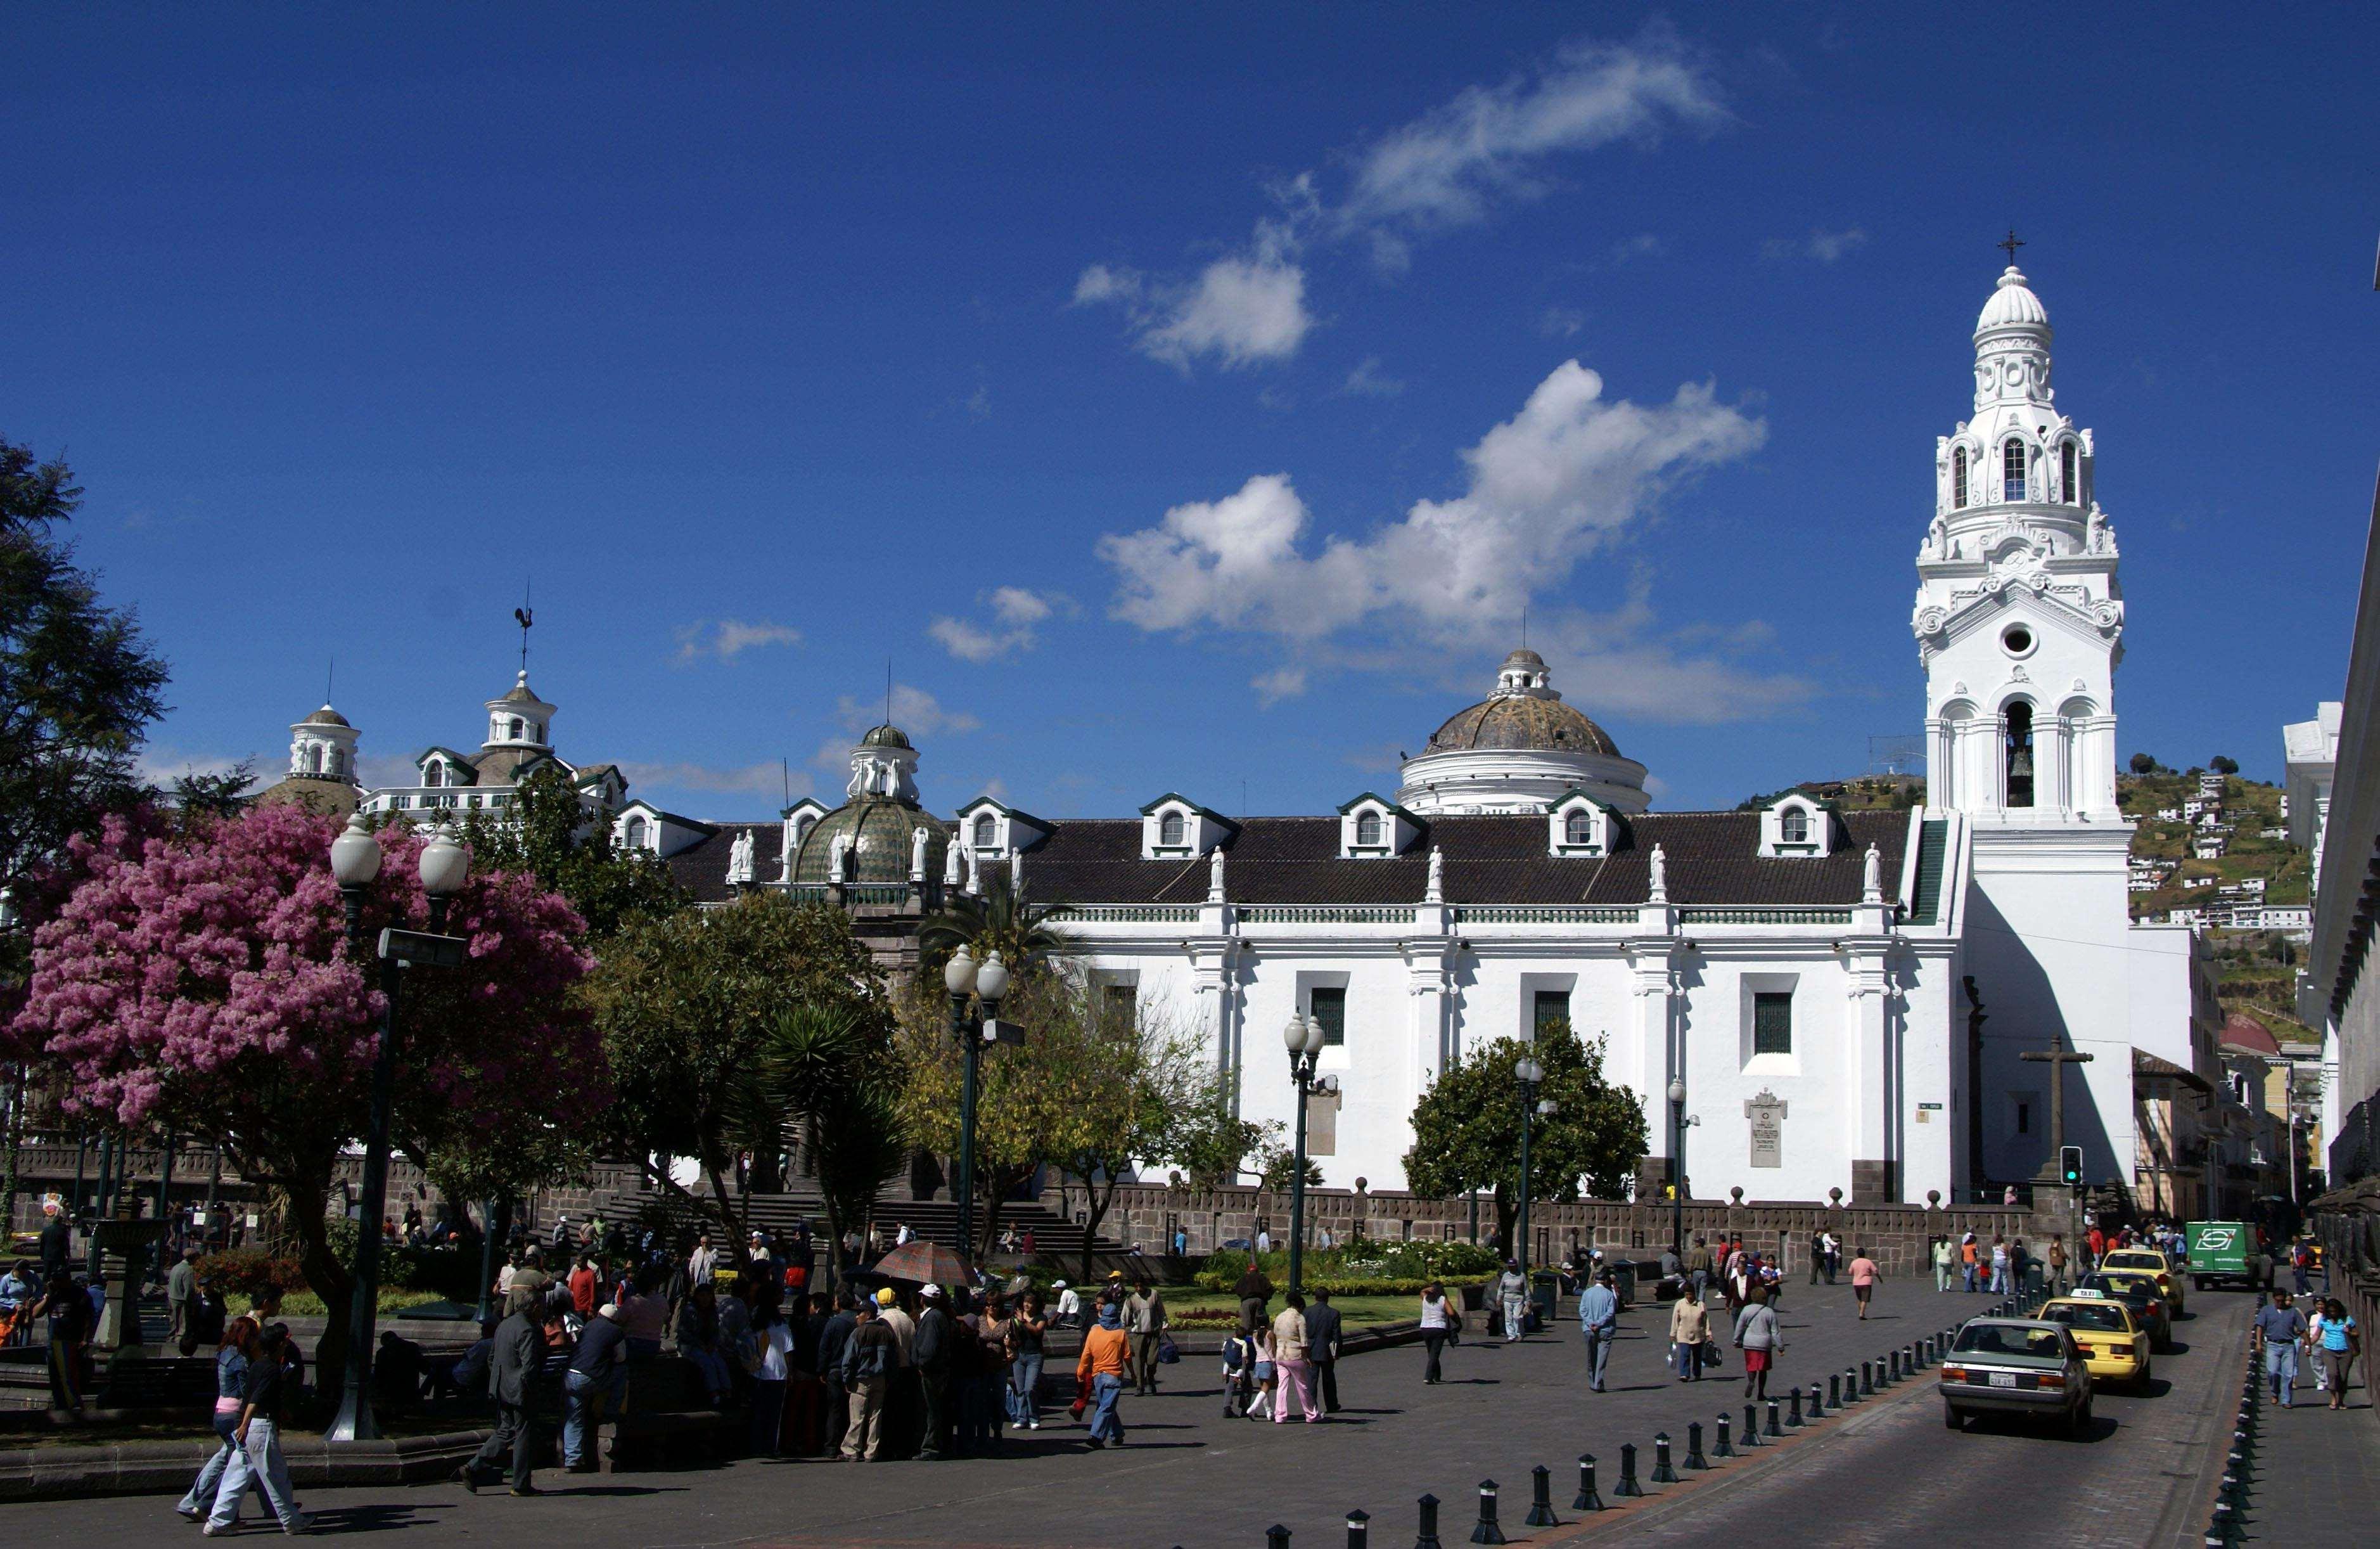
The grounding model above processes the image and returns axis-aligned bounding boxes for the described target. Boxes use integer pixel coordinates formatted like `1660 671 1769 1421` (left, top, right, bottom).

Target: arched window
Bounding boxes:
2005 702 2036 807
2061 442 2078 505
423 763 442 788
306 745 323 774
330 750 345 778
973 813 997 848
1565 809 1593 845
1159 811 1186 847
1781 806 1810 844
795 814 816 843
1952 446 1969 509
508 717 524 741
2003 439 2027 502
624 816 648 849
1355 810 1382 846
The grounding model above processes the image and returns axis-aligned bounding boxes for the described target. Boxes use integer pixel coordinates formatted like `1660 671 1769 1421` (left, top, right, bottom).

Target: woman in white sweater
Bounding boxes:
1668 1285 1712 1382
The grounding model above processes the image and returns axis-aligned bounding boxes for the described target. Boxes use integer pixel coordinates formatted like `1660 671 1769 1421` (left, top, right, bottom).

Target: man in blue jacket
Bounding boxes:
1578 1270 1621 1393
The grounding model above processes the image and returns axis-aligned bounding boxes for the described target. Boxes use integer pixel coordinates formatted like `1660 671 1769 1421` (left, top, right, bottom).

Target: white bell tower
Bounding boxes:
1912 262 2123 820
1916 257 2142 1197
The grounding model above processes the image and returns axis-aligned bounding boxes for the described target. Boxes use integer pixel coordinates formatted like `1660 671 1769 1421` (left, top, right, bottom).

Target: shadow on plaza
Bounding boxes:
1952 1411 2119 1443
304 1503 460 1534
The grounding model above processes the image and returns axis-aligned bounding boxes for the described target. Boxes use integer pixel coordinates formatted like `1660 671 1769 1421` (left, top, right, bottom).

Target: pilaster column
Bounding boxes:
1840 935 1897 1202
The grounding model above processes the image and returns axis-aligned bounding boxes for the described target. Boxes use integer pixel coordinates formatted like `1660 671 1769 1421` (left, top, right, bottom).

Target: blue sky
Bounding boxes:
6 5 2374 821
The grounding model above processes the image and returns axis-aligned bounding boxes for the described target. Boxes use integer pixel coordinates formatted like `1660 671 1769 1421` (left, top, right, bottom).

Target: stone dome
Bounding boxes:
1425 650 1622 759
788 793 949 887
1976 266 2048 333
859 723 914 750
302 704 351 728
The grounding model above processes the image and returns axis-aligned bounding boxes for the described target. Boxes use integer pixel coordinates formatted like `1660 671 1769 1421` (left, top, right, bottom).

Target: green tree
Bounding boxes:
1046 980 1214 1282
1175 1086 1271 1189
456 762 684 939
1403 1024 1647 1254
760 1001 907 1277
2210 755 2240 775
2129 752 2158 776
0 436 171 925
917 872 1066 969
586 893 888 1249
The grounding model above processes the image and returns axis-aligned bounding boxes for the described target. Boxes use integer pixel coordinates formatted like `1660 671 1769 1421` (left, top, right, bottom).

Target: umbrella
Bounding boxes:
871 1239 969 1287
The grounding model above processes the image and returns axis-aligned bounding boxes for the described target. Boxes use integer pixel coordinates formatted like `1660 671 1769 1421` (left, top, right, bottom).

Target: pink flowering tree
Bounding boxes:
9 801 603 1391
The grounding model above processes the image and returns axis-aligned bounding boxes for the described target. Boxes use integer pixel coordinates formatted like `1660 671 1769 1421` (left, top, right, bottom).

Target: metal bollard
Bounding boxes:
1347 1510 1369 1549
1572 1454 1604 1512
1764 1399 1782 1438
1743 1403 1767 1446
1712 1411 1736 1458
1268 1528 1292 1549
1844 1366 1860 1403
1524 1465 1559 1527
1414 1493 1443 1549
1808 1382 1824 1420
1614 1443 1645 1498
1684 1421 1710 1470
1786 1387 1804 1427
1469 1480 1505 1546
1860 1359 1875 1395
1650 1432 1679 1484
1826 1372 1841 1410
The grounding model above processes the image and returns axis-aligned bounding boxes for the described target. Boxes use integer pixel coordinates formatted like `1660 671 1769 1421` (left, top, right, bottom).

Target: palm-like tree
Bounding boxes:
917 871 1068 973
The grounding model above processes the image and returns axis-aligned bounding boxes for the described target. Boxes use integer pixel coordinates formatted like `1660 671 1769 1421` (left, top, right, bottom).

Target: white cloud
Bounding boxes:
1102 359 1763 642
836 684 979 739
1335 32 1726 250
1540 306 1587 339
674 618 802 664
1762 227 1868 263
929 587 1063 662
138 746 252 788
1340 357 1404 398
617 760 792 797
1252 666 1309 706
1074 29 1722 370
1076 222 1313 371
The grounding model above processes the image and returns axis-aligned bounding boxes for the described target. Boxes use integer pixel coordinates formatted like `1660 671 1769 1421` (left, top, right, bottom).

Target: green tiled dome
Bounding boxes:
790 794 947 885
859 724 914 750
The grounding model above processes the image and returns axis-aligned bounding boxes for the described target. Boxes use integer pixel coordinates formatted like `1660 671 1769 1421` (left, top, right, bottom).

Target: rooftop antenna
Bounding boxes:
885 659 893 726
1521 603 1528 651
325 657 334 704
513 580 534 674
1999 228 2026 267
781 757 791 808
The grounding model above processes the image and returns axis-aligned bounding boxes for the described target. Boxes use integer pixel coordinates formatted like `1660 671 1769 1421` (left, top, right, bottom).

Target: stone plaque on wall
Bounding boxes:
1744 1089 1787 1169
1308 1089 1339 1156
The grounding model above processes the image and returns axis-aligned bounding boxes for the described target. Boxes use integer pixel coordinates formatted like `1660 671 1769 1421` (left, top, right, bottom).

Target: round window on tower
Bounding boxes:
2001 625 2036 659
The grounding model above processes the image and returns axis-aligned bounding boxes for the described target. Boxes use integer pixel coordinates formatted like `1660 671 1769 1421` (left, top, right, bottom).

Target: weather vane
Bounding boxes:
514 581 534 672
1999 228 2026 266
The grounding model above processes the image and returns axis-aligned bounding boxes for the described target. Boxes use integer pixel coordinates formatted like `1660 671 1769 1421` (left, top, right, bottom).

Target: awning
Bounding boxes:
2132 1047 2215 1095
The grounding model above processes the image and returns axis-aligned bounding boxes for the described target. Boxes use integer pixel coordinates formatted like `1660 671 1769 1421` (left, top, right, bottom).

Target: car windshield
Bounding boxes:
2085 1274 2153 1301
2102 1251 2161 1270
2045 1303 2128 1333
1953 1325 2066 1359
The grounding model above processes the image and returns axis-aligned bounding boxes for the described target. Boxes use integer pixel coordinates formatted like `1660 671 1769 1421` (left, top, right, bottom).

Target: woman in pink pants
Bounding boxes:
1270 1294 1320 1423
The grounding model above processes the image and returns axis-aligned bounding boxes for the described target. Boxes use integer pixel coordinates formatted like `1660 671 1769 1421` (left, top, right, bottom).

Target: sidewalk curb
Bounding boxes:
0 1429 490 1502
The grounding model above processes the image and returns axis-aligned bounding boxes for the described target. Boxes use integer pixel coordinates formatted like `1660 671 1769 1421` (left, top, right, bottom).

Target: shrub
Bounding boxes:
198 1249 309 1301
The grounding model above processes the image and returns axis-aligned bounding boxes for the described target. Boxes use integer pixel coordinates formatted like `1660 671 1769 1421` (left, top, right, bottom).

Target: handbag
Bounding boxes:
1156 1333 1180 1365
1699 1338 1724 1369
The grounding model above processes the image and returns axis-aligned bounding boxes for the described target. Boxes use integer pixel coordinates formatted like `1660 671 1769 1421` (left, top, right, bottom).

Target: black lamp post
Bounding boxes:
1666 1077 1687 1261
942 944 1010 1271
1283 1013 1337 1297
1514 1056 1552 1289
326 814 469 1443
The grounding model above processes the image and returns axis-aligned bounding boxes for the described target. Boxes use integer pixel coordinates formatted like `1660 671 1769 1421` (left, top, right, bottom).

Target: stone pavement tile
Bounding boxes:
2234 1351 2380 1548
0 1278 1974 1548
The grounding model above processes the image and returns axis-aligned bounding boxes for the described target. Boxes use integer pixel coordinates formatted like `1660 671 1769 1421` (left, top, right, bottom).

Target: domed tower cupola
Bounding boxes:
784 721 948 888
483 671 556 752
846 723 920 802
1933 261 2095 541
1495 648 1555 697
288 704 359 781
1395 648 1650 816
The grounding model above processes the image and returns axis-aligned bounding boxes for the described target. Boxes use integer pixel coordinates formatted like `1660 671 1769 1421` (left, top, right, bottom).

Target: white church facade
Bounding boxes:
269 264 2220 1212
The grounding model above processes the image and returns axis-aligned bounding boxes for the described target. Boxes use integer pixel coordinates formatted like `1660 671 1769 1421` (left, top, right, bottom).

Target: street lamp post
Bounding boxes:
326 814 469 1443
942 944 1009 1271
1282 1013 1337 1297
1514 1057 1544 1287
1667 1077 1687 1262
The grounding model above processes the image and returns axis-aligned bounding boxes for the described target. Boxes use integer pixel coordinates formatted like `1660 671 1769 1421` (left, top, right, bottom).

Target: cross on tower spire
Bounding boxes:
1997 228 2026 267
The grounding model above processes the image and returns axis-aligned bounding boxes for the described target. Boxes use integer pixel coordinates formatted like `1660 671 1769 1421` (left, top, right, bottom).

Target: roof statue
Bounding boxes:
1426 845 1444 904
910 825 930 882
1648 842 1668 904
944 835 963 886
1011 842 1024 897
828 832 850 884
726 829 754 886
1208 844 1226 903
1864 842 1883 904
963 841 981 897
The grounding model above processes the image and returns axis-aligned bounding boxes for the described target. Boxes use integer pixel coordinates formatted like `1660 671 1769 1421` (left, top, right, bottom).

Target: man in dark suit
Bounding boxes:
457 1301 547 1495
1305 1289 1344 1415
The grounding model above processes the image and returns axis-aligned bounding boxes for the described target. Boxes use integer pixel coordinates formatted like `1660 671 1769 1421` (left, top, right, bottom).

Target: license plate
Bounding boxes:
1988 1372 2018 1389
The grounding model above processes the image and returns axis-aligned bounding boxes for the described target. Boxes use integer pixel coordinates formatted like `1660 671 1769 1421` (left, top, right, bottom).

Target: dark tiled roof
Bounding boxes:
662 809 1914 911
1016 810 1910 908
667 822 789 905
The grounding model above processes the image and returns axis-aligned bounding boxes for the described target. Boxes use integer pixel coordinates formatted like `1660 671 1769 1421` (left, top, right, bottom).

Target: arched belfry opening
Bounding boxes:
2004 702 2035 807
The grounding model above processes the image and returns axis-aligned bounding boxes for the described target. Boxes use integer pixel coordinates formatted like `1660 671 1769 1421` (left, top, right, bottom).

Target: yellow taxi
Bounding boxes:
2038 1293 2153 1388
2097 1247 2186 1315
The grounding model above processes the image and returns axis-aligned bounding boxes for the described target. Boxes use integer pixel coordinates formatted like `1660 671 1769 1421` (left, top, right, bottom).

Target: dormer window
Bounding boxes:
973 813 997 849
1565 811 1592 845
624 816 649 850
1952 446 1969 509
795 814 816 842
1547 790 1614 856
1781 807 1808 845
2002 439 2026 501
1759 794 1833 857
1159 811 1186 847
1356 811 1381 846
423 764 443 788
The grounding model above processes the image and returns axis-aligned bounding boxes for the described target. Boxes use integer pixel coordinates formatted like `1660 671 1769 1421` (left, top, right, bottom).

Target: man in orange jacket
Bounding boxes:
1076 1297 1132 1449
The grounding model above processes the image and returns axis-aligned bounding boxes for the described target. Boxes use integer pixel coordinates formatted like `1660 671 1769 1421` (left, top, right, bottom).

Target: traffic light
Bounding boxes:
2059 1145 2084 1186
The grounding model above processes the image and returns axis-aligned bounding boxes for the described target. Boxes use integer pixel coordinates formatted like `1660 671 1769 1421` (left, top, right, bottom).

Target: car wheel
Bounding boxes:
1943 1401 1964 1430
2069 1399 2090 1436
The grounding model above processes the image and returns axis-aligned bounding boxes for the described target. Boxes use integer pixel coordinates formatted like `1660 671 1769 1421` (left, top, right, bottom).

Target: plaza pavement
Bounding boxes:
0 1277 2236 1547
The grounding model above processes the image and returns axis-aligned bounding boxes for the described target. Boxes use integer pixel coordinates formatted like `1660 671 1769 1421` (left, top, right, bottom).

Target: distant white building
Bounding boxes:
2284 704 2341 891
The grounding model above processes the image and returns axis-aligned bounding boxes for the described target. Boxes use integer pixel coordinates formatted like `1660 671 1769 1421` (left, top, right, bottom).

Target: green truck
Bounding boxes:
2184 1221 2274 1292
